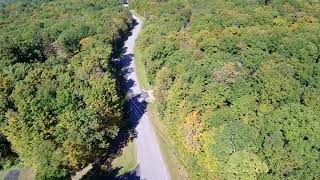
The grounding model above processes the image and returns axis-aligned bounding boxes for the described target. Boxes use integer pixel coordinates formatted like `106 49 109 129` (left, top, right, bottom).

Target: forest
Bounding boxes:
132 0 320 179
0 0 132 179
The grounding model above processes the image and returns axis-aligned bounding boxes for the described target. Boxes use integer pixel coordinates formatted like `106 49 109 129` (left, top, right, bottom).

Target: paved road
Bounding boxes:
4 169 20 180
118 13 170 180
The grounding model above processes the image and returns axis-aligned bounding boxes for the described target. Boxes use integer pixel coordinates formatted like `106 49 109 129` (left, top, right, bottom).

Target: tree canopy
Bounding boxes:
132 0 320 179
0 0 132 178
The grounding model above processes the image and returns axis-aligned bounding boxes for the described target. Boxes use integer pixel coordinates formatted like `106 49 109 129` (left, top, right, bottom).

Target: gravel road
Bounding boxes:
119 13 171 180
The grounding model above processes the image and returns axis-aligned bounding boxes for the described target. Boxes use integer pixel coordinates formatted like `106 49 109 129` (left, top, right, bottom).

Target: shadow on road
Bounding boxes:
80 18 147 180
81 166 141 180
4 169 20 180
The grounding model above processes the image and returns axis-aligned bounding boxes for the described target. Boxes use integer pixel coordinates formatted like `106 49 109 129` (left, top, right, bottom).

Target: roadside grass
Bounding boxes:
147 103 189 180
72 141 137 179
134 47 151 90
132 10 150 90
133 18 188 178
111 141 137 176
131 10 146 22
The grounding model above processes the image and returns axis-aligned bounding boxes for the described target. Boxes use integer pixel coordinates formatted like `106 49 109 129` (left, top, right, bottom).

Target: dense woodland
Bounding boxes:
132 0 320 179
0 0 132 178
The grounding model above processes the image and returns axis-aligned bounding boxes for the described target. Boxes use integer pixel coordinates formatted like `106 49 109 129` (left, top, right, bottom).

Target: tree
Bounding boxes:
224 150 268 179
154 66 173 102
0 0 130 178
257 104 320 179
265 0 272 5
132 0 320 178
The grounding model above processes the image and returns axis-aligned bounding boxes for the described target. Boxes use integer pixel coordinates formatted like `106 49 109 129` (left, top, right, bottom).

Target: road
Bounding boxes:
3 169 20 180
118 13 171 180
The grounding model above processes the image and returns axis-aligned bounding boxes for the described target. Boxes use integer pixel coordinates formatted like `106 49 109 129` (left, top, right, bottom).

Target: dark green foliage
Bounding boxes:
133 0 320 179
0 0 132 178
0 134 17 170
58 25 90 52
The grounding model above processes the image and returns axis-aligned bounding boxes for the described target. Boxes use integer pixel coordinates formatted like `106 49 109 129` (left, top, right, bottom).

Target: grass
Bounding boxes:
131 10 146 22
134 47 151 90
132 14 188 178
111 141 137 176
132 10 150 90
71 134 137 179
147 103 189 180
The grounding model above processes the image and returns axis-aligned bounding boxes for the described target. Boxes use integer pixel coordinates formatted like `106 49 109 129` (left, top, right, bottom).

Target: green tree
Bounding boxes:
0 0 130 178
224 150 268 179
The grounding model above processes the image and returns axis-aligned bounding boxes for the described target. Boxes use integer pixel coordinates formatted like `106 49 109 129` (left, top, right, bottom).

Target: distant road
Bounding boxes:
118 12 171 180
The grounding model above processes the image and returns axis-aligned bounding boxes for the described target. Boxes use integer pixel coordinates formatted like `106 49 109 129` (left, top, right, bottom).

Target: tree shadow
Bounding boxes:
115 52 148 126
111 19 138 59
80 18 147 180
81 166 141 180
3 169 20 180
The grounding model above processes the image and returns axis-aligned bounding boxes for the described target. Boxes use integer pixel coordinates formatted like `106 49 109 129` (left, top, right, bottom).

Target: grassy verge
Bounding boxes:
147 103 188 180
134 47 151 90
131 10 146 22
132 11 150 90
111 141 137 176
132 15 188 178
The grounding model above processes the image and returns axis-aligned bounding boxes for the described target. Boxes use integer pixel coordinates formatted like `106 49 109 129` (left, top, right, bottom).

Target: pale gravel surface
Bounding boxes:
121 13 171 180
